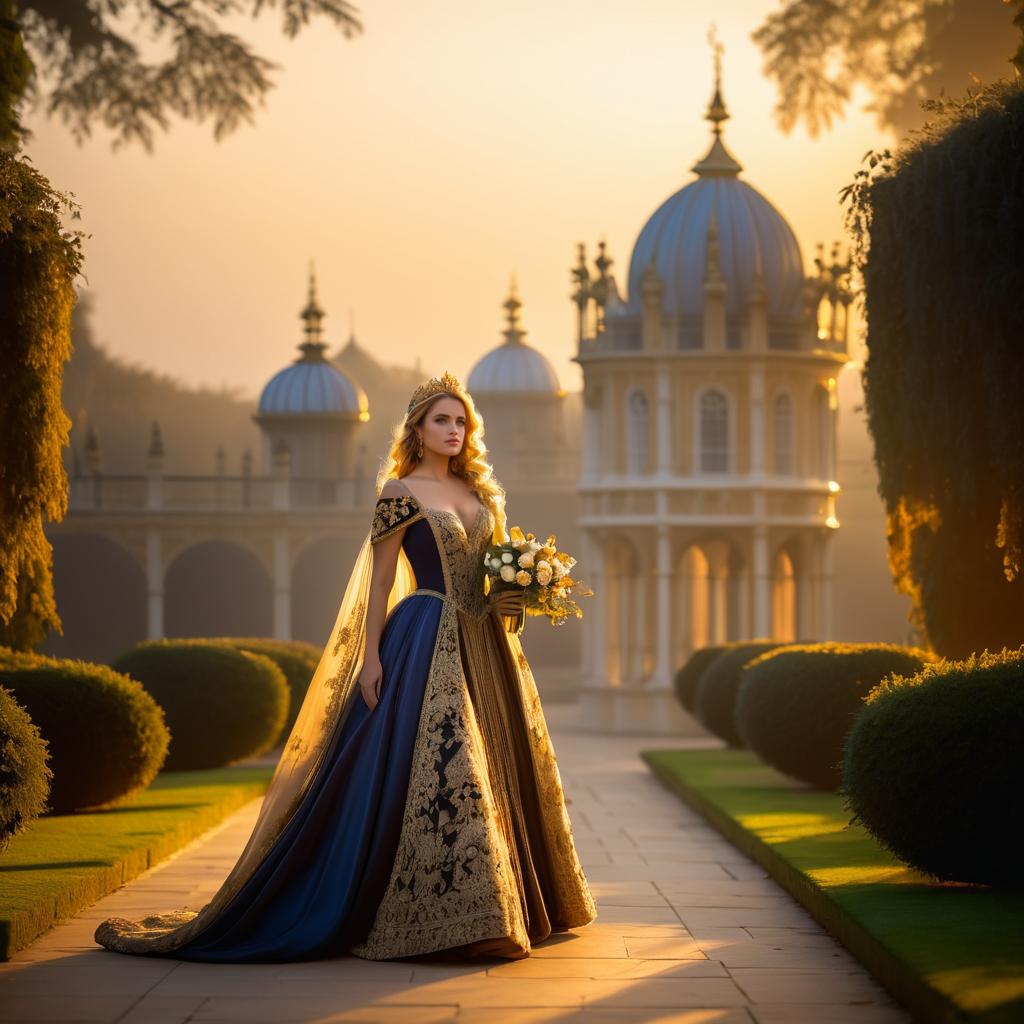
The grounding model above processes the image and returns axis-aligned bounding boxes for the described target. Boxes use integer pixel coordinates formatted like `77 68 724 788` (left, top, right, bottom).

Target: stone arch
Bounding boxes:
674 534 746 667
772 538 801 642
165 540 273 637
40 531 147 663
603 535 643 687
291 534 363 645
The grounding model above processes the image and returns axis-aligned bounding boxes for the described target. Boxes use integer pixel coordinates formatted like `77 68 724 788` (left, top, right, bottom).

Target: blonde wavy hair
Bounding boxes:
375 378 508 544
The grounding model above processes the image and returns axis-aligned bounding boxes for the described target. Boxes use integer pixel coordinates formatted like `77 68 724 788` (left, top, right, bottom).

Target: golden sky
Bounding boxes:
26 0 890 401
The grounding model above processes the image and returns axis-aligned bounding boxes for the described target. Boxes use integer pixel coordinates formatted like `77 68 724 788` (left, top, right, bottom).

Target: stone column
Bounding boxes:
652 523 672 689
752 523 771 637
145 529 163 640
819 529 834 641
273 530 291 640
656 370 672 475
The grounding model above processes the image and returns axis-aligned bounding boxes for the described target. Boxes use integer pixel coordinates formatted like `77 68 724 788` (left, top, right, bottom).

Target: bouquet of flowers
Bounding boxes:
483 525 593 629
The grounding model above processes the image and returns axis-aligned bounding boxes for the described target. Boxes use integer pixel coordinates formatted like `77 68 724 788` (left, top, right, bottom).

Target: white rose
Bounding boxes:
490 557 502 570
499 564 517 583
517 551 534 568
535 559 551 573
536 566 553 586
501 552 514 564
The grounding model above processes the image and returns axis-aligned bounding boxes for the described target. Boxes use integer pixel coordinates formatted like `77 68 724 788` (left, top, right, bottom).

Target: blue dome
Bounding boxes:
468 341 561 395
258 356 367 418
627 138 806 321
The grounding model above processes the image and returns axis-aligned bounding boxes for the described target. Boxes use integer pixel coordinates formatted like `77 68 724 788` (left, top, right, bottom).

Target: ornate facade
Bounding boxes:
572 55 853 732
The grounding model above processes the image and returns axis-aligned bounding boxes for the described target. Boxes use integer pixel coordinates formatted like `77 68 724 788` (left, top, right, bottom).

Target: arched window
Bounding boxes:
628 390 648 473
699 390 729 472
773 393 793 475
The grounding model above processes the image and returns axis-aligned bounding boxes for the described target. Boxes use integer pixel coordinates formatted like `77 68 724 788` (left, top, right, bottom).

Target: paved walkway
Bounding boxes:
0 703 908 1023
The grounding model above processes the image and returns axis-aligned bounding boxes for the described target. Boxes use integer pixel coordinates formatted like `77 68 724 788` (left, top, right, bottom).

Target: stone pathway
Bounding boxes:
0 703 908 1023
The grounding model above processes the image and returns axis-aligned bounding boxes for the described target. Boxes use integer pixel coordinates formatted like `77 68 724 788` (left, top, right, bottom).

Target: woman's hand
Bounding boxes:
489 588 526 617
357 655 383 711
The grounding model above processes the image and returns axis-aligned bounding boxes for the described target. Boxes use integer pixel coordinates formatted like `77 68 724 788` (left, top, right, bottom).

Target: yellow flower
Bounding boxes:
515 569 532 587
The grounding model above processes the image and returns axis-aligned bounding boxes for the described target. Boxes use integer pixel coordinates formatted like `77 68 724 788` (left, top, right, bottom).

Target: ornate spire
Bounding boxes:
691 24 743 179
298 261 327 360
502 275 526 344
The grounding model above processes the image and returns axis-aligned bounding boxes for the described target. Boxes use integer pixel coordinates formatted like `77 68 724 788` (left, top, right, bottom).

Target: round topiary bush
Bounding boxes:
735 642 934 789
112 641 289 771
694 640 788 746
674 644 731 714
207 637 319 740
0 685 52 850
0 655 169 813
842 645 1024 887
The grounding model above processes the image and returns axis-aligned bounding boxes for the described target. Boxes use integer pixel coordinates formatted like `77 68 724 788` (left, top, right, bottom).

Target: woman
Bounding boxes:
94 370 597 962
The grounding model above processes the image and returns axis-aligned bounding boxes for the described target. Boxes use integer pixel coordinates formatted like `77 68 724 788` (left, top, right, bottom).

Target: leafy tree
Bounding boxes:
752 0 1023 138
7 0 363 151
840 79 1024 657
0 147 84 649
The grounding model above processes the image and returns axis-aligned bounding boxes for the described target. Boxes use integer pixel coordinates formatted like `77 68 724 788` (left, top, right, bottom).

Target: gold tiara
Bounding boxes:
406 371 465 415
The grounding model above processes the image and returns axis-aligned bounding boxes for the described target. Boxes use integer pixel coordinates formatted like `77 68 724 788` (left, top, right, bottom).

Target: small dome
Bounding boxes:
627 75 805 322
467 280 562 396
257 266 368 419
258 359 367 417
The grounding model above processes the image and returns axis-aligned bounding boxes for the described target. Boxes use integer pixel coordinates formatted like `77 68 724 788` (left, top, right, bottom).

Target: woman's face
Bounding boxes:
418 396 467 458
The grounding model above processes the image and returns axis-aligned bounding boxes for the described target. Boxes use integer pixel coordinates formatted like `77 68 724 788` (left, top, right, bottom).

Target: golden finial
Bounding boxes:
299 260 326 358
705 23 729 136
406 370 466 416
502 275 526 344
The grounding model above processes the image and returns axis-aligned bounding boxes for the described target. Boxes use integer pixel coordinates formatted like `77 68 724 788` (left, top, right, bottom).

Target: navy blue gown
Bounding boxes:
95 488 596 962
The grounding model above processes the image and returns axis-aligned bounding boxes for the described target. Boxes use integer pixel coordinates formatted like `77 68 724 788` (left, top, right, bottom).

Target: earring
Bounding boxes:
417 434 424 459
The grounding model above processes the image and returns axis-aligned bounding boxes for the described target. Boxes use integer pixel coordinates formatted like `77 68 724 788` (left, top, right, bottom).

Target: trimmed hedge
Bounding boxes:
735 642 934 790
842 645 1024 887
112 640 289 771
694 640 787 747
0 685 51 850
0 651 169 813
674 644 731 714
207 637 319 739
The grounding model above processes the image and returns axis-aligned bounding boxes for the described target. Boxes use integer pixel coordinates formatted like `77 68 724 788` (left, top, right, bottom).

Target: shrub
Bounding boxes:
0 653 169 813
207 637 319 740
112 641 289 771
735 642 934 789
674 644 731 714
842 645 1024 887
0 685 52 850
694 640 788 746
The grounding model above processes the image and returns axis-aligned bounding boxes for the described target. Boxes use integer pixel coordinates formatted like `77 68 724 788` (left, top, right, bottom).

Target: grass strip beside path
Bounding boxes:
643 749 1024 1024
0 765 273 960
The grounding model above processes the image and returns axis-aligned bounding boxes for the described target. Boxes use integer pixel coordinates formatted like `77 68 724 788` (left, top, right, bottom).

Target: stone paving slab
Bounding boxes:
0 702 909 1023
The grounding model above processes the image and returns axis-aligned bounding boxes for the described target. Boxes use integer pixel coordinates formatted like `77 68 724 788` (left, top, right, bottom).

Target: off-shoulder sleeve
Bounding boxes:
371 493 422 544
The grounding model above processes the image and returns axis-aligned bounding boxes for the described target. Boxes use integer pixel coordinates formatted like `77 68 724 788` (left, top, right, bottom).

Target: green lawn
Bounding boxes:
0 765 273 960
643 749 1024 1024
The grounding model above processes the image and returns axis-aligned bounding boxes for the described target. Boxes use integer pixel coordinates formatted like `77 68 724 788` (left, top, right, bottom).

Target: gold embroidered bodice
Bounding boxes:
371 487 493 621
